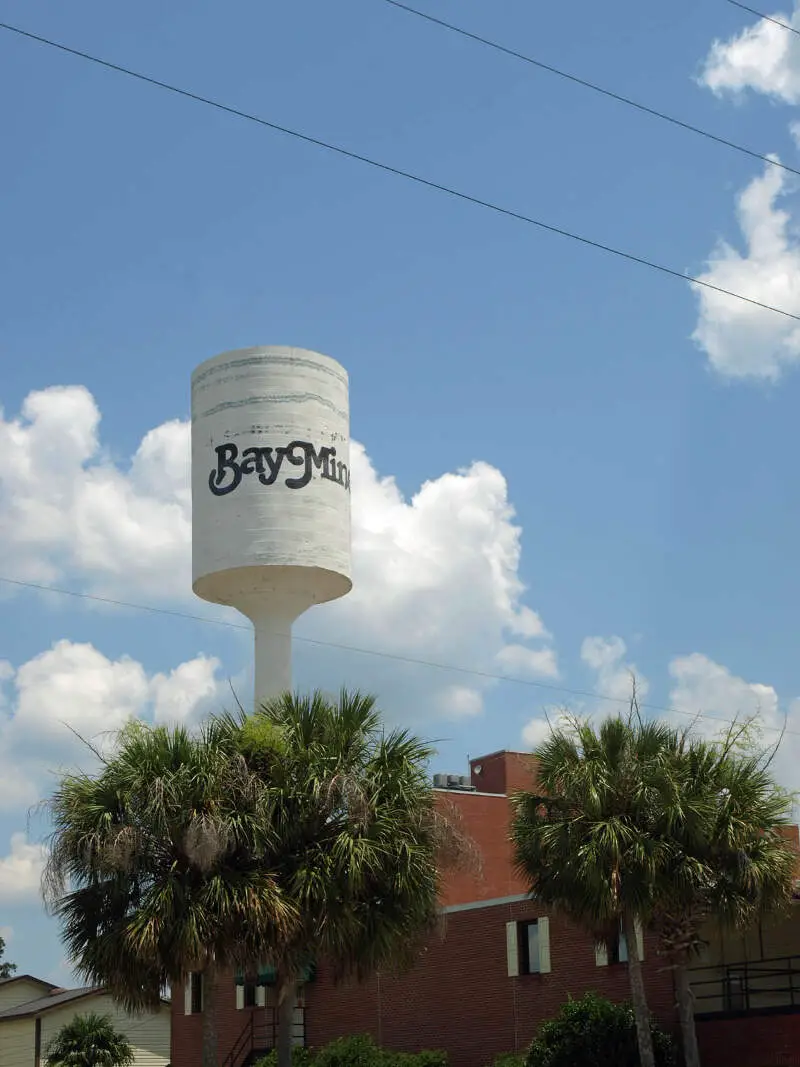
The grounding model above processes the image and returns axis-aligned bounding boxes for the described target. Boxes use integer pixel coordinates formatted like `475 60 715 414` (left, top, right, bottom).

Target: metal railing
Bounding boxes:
690 955 800 1015
221 1008 306 1067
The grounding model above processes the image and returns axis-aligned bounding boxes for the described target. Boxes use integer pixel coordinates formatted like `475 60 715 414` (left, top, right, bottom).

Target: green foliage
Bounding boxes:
0 933 16 979
316 1035 387 1067
653 726 796 960
45 1012 135 1067
525 993 675 1067
253 1048 315 1067
234 689 472 985
45 688 467 1067
252 1036 447 1067
512 713 689 936
488 1055 525 1067
43 718 295 1012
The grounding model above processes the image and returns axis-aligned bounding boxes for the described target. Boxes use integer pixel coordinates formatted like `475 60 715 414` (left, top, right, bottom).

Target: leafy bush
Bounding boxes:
390 1052 448 1067
525 993 676 1067
252 1048 315 1067
488 1055 525 1067
316 1035 386 1067
253 1035 447 1067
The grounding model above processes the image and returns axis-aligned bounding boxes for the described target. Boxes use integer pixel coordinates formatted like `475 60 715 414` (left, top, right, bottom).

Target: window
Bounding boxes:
596 920 644 967
184 972 202 1015
611 929 628 964
506 917 551 977
521 921 541 975
724 971 747 1012
243 981 257 1008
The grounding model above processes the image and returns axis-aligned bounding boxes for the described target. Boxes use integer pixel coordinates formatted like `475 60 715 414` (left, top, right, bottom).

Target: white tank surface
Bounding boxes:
191 346 352 703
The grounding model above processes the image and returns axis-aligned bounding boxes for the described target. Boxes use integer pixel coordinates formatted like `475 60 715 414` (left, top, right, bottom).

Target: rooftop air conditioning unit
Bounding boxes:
446 775 461 788
432 773 448 788
457 774 473 790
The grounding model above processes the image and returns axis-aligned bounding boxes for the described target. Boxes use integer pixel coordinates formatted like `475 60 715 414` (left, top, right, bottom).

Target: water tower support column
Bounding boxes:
239 596 309 707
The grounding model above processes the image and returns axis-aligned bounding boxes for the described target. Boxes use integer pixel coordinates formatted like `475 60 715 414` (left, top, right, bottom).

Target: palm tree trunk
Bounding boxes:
674 959 701 1067
275 974 296 1067
623 911 656 1067
201 963 217 1067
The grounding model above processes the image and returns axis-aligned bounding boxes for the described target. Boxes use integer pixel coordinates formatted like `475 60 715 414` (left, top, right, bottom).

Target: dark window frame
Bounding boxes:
190 972 203 1014
519 919 541 975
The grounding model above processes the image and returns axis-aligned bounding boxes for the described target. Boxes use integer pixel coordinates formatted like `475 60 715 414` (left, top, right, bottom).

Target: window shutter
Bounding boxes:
537 916 551 974
635 918 645 962
235 985 245 1011
506 921 520 977
184 975 193 1015
256 985 266 1008
595 941 609 967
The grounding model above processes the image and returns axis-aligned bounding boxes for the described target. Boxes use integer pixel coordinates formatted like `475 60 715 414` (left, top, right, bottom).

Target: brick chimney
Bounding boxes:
469 750 537 796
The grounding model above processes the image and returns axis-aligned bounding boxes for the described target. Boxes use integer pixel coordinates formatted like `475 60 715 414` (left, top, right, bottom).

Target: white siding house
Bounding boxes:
0 981 170 1067
0 978 56 1014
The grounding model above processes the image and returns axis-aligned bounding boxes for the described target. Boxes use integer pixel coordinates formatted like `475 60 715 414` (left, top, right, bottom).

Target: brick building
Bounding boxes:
170 750 800 1067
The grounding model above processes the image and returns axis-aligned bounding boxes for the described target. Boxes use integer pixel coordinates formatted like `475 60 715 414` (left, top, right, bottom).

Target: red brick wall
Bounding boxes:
697 1012 800 1067
434 792 528 907
171 900 676 1067
468 752 537 797
172 972 272 1067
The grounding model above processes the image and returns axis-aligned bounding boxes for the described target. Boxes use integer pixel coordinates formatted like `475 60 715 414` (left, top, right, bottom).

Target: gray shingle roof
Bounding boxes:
0 975 57 991
0 987 103 1020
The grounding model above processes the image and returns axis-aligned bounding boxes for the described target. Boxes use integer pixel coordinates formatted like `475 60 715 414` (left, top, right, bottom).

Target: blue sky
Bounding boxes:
3 0 800 982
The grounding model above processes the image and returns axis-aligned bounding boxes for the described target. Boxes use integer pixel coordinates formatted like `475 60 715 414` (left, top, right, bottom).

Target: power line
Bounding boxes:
1 20 800 324
378 0 800 182
1 574 796 738
723 0 800 37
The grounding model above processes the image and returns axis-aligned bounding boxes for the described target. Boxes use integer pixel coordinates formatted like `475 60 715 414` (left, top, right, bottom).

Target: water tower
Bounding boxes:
191 346 352 705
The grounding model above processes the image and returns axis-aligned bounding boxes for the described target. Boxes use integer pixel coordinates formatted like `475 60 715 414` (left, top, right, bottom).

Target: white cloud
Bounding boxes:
0 833 47 904
701 6 800 103
496 644 559 679
668 652 800 796
669 652 779 725
293 442 557 723
691 162 800 380
520 636 645 751
435 685 483 720
0 642 226 807
0 387 557 729
0 387 191 598
11 641 150 751
150 656 223 726
580 635 648 707
521 709 565 749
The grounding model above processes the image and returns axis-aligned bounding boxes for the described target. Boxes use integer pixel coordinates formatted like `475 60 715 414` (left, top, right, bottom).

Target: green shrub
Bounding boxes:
525 992 676 1067
489 1055 525 1067
253 1036 447 1067
316 1035 384 1067
252 1049 315 1067
389 1052 448 1067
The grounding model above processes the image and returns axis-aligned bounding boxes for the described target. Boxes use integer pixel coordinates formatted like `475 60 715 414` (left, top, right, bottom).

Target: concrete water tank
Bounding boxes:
191 346 352 703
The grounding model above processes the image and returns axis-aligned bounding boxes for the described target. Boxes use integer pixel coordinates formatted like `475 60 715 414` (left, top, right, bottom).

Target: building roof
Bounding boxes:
0 975 58 992
0 987 103 1020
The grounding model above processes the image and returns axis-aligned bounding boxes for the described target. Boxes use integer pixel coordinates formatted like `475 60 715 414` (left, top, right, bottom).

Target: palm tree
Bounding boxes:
234 689 472 1067
45 1012 134 1067
653 731 796 1067
43 718 296 1067
511 712 694 1067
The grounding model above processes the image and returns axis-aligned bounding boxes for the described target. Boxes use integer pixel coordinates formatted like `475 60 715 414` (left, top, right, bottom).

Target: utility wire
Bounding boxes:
723 0 800 37
379 0 800 181
1 20 800 323
1 574 795 738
